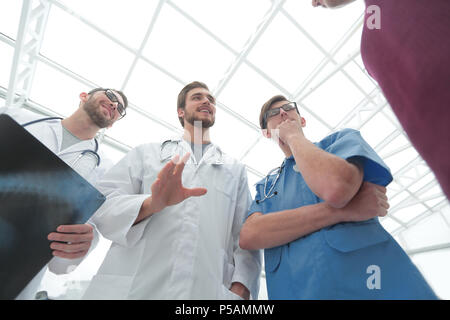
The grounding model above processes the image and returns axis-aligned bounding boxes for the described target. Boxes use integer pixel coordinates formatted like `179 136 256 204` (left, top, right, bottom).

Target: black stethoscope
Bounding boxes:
21 117 101 167
256 160 286 204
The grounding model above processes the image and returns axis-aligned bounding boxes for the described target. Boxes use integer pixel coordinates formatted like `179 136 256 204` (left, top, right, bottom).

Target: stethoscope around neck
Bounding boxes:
21 116 101 168
159 139 224 165
256 159 286 204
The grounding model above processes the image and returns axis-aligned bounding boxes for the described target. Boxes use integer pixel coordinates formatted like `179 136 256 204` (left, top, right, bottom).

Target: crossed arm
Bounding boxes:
240 182 389 250
241 119 389 250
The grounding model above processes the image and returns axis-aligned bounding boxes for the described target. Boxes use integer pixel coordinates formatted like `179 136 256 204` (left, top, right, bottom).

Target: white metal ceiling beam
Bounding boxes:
331 87 380 130
295 49 360 102
389 170 432 202
0 32 16 46
380 142 414 160
239 135 263 162
6 0 51 108
49 0 186 86
374 129 402 153
49 0 135 54
392 199 449 236
37 52 182 134
214 0 287 98
291 13 364 99
281 10 377 110
406 242 450 256
49 0 266 133
5 3 186 135
166 0 292 98
121 0 166 92
388 179 440 215
384 156 425 198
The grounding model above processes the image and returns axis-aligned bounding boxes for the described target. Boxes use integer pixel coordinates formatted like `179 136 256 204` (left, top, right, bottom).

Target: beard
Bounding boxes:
184 110 215 128
83 97 114 128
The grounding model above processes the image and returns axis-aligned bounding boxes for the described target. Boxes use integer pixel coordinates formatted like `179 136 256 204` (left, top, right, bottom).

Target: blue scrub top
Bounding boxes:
247 129 437 299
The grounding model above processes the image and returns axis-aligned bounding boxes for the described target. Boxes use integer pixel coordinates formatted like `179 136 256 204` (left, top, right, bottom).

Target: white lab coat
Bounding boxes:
0 107 112 299
83 139 262 300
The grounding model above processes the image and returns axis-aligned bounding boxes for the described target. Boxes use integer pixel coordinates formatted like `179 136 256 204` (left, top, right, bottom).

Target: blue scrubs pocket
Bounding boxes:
324 220 390 253
264 246 282 272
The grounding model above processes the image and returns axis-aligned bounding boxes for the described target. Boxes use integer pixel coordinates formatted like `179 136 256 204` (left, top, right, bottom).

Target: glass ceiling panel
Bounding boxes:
56 0 160 50
299 107 330 143
294 61 340 98
408 172 437 194
380 217 402 234
388 189 411 210
106 107 176 148
211 107 260 160
246 13 324 94
411 249 450 299
301 71 366 129
124 58 184 129
359 110 398 148
40 6 135 89
420 184 446 201
171 0 272 52
392 204 429 225
217 63 282 127
30 61 91 116
142 4 236 90
0 0 22 40
343 62 377 93
380 105 402 128
384 148 421 177
283 0 365 52
401 212 450 250
247 171 263 198
332 27 365 63
241 137 285 177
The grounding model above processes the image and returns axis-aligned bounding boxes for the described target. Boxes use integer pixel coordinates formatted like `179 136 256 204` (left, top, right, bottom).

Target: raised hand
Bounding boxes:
136 153 207 223
150 153 207 213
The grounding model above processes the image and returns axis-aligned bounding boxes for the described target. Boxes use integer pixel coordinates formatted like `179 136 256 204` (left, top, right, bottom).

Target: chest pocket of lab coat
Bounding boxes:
324 219 390 253
210 165 234 199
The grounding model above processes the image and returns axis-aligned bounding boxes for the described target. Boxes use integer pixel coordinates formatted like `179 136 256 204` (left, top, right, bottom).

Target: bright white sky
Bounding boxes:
0 0 449 300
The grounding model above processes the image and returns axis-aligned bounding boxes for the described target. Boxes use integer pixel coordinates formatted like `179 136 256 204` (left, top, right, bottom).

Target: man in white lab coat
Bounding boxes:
83 81 261 300
0 87 128 299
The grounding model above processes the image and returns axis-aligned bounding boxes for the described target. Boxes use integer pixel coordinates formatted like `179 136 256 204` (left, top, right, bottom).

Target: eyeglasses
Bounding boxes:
263 102 299 128
104 89 126 119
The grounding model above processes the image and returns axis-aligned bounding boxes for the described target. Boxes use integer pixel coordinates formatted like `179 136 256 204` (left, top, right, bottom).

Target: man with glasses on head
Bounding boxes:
239 95 437 299
0 87 128 299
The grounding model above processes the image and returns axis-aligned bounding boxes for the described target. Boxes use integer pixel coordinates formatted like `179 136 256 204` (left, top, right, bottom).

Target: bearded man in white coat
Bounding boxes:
83 81 261 300
0 87 128 299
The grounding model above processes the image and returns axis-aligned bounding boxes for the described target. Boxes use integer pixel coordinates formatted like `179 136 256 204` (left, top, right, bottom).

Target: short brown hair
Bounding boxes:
177 81 210 127
259 95 289 129
88 87 128 109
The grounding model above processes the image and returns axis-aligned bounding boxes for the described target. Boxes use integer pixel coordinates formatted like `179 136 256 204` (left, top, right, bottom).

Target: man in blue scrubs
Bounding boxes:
239 95 437 299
